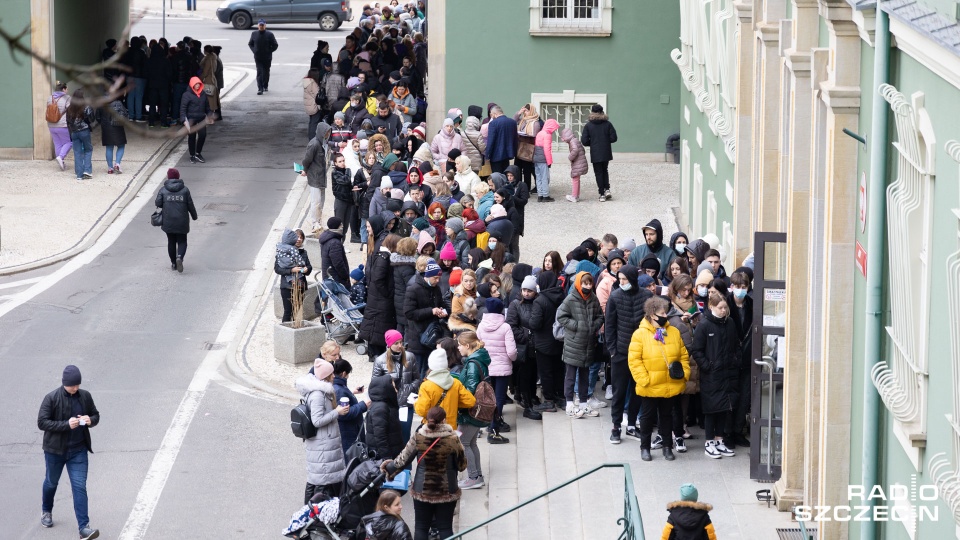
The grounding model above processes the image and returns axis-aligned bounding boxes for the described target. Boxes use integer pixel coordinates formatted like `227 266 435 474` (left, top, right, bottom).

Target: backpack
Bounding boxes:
291 398 317 439
45 97 64 123
412 97 427 124
475 231 490 251
465 359 496 423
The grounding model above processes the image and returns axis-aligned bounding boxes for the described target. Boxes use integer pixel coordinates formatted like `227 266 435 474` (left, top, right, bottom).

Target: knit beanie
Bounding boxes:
679 483 699 502
380 178 393 190
313 359 334 380
448 148 462 160
384 329 403 348
477 283 493 299
439 242 457 261
350 264 365 282
620 238 637 252
591 104 604 113
167 168 180 179
428 349 448 371
696 269 715 287
62 365 82 386
390 188 405 201
521 275 538 292
449 268 463 287
334 111 345 121
424 259 441 278
386 198 403 212
447 204 463 219
412 217 430 231
697 261 713 275
412 126 426 139
446 217 464 234
637 275 655 288
382 153 399 170
326 217 343 230
489 204 507 219
485 297 504 314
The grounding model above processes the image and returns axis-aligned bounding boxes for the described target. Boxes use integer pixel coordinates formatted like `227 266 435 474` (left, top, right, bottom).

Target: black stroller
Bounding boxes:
285 454 386 540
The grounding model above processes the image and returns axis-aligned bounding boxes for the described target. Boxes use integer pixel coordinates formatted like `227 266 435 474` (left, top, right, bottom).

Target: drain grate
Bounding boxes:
776 527 817 540
203 203 248 212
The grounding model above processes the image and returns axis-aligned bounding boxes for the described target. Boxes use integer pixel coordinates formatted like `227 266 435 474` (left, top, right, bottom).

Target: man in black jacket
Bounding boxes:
580 103 618 202
38 365 101 539
528 271 566 412
604 265 652 444
249 19 279 95
403 260 447 378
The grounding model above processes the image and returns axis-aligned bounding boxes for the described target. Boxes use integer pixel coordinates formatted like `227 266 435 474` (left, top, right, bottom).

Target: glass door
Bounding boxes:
750 232 786 481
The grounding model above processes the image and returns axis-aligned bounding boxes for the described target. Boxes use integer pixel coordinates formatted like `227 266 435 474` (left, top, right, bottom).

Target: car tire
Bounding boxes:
231 11 252 30
318 12 339 31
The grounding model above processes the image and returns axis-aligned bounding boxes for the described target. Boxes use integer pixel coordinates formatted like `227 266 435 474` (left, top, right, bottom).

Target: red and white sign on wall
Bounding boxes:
859 172 867 234
855 241 867 278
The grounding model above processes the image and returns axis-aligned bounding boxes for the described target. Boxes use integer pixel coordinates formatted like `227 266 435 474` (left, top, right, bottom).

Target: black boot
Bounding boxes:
663 448 675 461
523 408 543 421
641 448 652 462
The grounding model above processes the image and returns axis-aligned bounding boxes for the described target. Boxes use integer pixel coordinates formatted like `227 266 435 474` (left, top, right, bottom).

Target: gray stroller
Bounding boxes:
315 278 367 355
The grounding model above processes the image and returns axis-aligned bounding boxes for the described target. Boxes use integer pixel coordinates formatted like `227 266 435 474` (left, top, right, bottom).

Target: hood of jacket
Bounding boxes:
379 210 398 234
315 121 332 145
318 228 343 245
511 263 533 284
401 200 423 219
687 239 711 262
368 374 399 407
417 233 436 254
164 178 185 192
280 228 299 246
367 213 386 239
503 165 521 180
669 231 689 254
572 271 593 301
560 127 576 142
465 116 481 131
536 270 557 290
619 264 640 290
464 348 491 369
488 173 507 191
295 373 334 398
426 367 453 390
189 76 204 96
588 112 608 123
642 219 665 252
542 119 560 135
665 500 714 531
390 252 417 266
478 312 507 333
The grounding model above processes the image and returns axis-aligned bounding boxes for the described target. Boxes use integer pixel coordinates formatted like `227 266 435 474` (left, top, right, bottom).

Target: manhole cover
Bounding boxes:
204 203 248 212
203 342 226 350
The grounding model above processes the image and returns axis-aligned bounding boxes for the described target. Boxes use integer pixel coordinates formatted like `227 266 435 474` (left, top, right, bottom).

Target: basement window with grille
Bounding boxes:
529 0 613 37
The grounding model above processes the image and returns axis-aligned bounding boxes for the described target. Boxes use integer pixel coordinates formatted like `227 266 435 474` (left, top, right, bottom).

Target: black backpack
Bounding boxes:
291 399 317 439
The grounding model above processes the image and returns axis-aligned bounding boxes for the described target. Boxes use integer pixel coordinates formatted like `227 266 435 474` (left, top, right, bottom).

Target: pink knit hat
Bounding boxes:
439 242 457 261
385 330 403 348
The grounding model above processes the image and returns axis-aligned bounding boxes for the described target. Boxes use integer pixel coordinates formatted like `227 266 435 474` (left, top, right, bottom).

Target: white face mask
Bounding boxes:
697 285 709 297
488 240 497 250
675 243 687 252
620 283 632 291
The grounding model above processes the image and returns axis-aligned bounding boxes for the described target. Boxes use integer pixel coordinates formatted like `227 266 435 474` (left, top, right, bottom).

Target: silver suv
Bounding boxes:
216 0 353 31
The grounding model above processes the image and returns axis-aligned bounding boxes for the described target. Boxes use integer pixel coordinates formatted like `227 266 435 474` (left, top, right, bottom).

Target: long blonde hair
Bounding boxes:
457 330 485 353
386 341 408 372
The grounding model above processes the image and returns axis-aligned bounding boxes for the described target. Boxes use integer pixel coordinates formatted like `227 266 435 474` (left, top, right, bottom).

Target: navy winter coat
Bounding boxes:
485 115 519 162
333 376 368 456
155 178 197 235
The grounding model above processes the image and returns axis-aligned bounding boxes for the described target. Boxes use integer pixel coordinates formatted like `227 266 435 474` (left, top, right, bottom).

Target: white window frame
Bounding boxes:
531 90 607 152
870 85 935 469
529 0 613 37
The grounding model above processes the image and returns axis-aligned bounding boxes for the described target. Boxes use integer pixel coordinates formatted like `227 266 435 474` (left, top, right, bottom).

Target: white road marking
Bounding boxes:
0 276 42 290
117 175 308 540
221 67 256 103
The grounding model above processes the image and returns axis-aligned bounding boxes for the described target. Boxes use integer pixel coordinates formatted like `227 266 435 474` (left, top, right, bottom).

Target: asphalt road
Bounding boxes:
0 17 351 539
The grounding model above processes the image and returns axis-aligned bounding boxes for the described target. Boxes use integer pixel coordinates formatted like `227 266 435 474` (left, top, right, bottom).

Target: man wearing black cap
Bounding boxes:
38 365 101 539
248 19 279 95
580 103 618 202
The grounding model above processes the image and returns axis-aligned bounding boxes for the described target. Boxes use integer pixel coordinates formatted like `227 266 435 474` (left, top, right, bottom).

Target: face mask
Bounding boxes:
620 283 632 291
655 315 669 327
488 240 497 250
581 286 592 293
733 288 748 300
675 243 687 252
697 286 708 297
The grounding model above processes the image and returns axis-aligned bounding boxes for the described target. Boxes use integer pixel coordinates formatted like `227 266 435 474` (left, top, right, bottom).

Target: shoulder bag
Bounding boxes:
662 340 685 380
150 208 163 227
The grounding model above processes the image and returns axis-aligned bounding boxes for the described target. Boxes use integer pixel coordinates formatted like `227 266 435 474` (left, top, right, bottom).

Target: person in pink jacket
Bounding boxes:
430 118 465 170
476 297 516 442
532 119 560 202
561 127 589 202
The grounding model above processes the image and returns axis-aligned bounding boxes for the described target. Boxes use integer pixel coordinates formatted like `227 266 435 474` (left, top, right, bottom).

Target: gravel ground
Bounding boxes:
241 153 681 395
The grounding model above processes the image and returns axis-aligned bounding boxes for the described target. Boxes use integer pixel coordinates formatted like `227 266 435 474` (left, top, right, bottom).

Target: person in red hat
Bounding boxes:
154 168 198 273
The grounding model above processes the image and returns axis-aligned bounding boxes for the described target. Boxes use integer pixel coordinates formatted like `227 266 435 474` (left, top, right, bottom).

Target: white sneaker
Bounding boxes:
674 436 687 453
704 440 722 459
715 440 735 457
566 402 577 416
604 386 614 400
565 194 578 203
578 405 599 418
651 434 663 449
56 156 65 171
587 396 608 409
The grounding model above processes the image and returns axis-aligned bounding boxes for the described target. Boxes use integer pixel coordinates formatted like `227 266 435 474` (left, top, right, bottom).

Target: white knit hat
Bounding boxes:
428 349 448 372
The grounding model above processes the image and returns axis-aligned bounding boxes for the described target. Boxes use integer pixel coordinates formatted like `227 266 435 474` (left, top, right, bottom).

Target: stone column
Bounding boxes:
31 0 53 159
732 0 755 265
752 20 784 233
773 4 816 509
425 0 446 137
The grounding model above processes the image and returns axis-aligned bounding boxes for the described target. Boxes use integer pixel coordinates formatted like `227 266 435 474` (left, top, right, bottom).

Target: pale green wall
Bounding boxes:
0 0 35 148
679 89 734 234
444 0 681 152
847 40 960 540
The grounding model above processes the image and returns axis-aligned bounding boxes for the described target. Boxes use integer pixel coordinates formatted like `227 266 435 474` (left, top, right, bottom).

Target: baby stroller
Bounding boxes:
284 454 386 539
315 278 367 355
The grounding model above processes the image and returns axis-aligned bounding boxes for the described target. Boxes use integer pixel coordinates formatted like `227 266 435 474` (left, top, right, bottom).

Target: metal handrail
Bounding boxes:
444 462 645 540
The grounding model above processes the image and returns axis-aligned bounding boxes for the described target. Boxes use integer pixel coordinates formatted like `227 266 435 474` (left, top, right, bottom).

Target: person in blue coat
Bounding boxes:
332 359 371 457
485 105 518 174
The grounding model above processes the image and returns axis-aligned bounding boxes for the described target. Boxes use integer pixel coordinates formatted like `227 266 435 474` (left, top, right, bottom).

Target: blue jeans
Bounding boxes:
534 162 550 197
489 375 509 431
127 77 146 120
574 362 602 398
359 217 369 243
106 145 125 168
71 130 93 178
42 449 90 530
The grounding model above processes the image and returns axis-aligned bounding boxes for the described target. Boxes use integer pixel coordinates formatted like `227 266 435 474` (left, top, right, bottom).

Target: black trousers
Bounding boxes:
187 125 206 156
672 394 690 437
515 351 538 404
333 199 358 242
255 59 272 90
536 351 563 402
704 411 730 440
165 232 188 263
490 159 510 174
304 482 340 505
731 368 751 435
367 344 385 363
639 396 677 449
593 161 610 194
147 86 169 125
610 360 640 429
413 500 455 540
280 286 304 323
513 158 535 191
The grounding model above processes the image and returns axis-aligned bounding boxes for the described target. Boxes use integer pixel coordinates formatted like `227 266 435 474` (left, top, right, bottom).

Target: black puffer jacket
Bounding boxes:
403 275 444 354
359 510 413 540
179 85 210 123
38 387 100 454
359 248 395 349
528 280 565 356
662 500 716 540
690 312 741 414
580 112 618 163
331 166 354 202
485 215 514 247
390 253 418 331
502 167 528 235
364 375 404 461
506 297 536 363
604 266 652 363
319 229 350 288
155 178 198 235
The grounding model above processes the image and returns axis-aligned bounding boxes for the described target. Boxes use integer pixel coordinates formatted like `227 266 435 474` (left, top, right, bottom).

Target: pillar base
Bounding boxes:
773 479 804 512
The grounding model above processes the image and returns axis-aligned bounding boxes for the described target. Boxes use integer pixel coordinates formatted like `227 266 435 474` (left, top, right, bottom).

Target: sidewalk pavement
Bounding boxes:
228 153 796 538
0 66 246 274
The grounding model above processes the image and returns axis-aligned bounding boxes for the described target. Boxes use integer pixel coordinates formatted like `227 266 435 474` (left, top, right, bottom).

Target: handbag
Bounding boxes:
419 320 445 347
150 208 163 227
344 423 376 462
662 343 685 380
203 82 217 96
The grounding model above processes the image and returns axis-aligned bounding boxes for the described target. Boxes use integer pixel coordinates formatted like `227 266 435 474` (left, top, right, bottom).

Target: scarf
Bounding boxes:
426 368 453 390
654 327 666 344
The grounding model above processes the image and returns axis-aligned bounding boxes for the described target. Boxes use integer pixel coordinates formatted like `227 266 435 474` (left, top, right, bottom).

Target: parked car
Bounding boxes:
216 0 352 31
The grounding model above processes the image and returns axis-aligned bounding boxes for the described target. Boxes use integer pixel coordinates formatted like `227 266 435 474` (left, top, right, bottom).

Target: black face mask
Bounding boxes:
655 315 669 327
